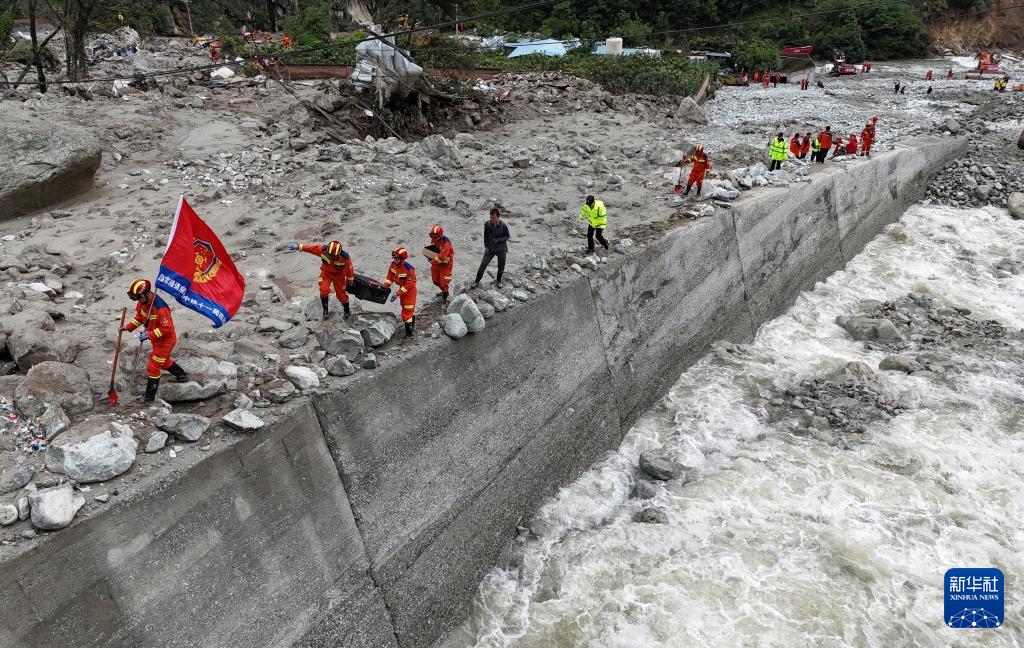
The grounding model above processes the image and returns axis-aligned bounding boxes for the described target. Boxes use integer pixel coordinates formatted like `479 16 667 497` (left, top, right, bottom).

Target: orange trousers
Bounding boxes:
318 271 350 302
146 340 176 379
431 263 453 292
399 289 416 323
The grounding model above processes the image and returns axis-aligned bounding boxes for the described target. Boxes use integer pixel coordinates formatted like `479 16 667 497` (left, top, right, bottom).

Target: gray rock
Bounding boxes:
256 317 293 333
289 138 309 151
38 404 70 441
325 355 356 377
45 428 137 483
835 316 904 342
317 327 364 360
158 380 227 402
447 294 485 333
157 413 212 442
1008 192 1024 220
441 313 468 339
16 496 30 521
633 507 669 524
362 353 377 369
478 301 495 319
844 361 875 377
222 408 264 431
14 361 92 417
174 356 238 378
284 365 320 390
261 379 297 403
29 484 85 530
676 96 709 125
975 184 992 200
277 325 309 349
511 290 529 302
0 504 18 526
355 315 397 348
7 329 76 372
639 452 683 481
20 528 36 539
630 479 658 500
479 290 511 312
416 134 462 168
0 465 34 493
1 123 102 218
879 355 924 374
144 430 168 453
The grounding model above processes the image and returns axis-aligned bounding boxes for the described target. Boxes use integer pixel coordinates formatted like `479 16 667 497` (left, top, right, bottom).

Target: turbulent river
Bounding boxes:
456 204 1024 648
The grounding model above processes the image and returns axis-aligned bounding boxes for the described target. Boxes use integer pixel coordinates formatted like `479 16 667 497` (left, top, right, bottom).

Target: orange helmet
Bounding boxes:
871 115 879 123
429 225 443 239
695 145 704 153
326 240 342 257
128 279 151 299
392 246 408 261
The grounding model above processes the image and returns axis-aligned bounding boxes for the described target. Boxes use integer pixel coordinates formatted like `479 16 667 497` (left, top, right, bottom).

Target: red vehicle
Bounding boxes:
836 64 858 75
781 45 814 56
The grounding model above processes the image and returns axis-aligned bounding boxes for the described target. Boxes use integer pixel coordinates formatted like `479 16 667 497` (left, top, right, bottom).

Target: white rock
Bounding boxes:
29 485 85 530
447 294 485 333
0 504 18 526
45 429 137 483
512 290 529 302
441 313 468 339
16 496 30 521
223 408 265 431
284 365 320 390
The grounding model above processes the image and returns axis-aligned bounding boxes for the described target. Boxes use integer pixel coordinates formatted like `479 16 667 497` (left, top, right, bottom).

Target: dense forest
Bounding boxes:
0 0 1003 89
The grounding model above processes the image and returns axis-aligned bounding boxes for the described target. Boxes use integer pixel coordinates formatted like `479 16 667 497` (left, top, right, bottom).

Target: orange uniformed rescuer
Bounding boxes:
289 239 354 319
428 225 454 302
679 145 711 196
384 247 417 338
120 279 188 402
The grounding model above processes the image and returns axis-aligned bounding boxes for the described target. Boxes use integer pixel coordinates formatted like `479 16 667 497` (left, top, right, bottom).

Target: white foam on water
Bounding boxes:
460 205 1024 647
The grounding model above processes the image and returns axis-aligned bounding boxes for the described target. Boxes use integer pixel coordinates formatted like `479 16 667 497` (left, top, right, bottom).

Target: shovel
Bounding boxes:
108 307 127 406
673 167 684 194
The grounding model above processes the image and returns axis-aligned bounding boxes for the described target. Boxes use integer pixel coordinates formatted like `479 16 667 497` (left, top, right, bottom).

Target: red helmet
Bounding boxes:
128 279 151 299
695 145 704 154
429 225 443 239
326 240 342 257
871 115 879 123
392 246 408 261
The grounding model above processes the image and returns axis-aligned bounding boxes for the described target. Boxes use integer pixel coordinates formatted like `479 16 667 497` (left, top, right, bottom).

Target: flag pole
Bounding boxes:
128 194 185 395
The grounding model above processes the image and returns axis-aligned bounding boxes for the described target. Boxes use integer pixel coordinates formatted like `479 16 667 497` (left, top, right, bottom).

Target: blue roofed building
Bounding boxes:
504 38 581 58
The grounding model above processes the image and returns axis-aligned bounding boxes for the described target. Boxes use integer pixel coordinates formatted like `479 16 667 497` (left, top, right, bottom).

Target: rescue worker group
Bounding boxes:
120 197 607 402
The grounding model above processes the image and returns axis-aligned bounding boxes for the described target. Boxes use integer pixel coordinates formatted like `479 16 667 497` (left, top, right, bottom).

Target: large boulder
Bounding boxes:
159 380 227 402
6 329 76 372
14 361 93 417
1 123 102 219
835 316 904 342
317 327 365 359
447 294 486 333
1008 192 1024 220
353 314 397 348
441 313 468 339
29 485 84 530
416 134 463 168
45 425 137 483
284 365 320 390
676 96 709 125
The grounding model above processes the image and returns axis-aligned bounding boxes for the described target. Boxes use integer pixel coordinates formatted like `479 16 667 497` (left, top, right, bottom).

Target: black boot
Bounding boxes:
684 185 691 195
321 295 330 320
404 322 414 338
140 377 160 403
167 362 189 383
342 301 351 318
441 291 449 302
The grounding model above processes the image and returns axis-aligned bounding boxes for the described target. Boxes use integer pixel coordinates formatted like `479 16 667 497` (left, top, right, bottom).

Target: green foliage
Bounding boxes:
730 37 778 71
0 6 14 54
281 0 334 46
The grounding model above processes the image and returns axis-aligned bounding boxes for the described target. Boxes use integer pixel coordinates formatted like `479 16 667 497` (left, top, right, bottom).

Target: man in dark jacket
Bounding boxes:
472 208 510 289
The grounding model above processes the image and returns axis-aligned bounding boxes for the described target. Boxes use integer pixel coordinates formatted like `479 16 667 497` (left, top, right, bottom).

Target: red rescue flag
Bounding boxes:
155 196 245 328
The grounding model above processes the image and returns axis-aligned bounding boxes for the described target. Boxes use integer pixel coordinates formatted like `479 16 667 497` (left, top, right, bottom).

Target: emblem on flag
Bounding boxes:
156 196 245 327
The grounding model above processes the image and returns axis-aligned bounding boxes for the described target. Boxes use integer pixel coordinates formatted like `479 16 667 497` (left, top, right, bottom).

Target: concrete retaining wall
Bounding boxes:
0 136 964 648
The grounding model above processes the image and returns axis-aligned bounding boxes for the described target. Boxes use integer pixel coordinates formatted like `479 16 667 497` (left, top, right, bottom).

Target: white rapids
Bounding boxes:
456 204 1024 648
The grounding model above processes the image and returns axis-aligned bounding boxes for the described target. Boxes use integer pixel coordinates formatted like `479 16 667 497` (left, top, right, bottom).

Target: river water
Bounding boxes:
457 204 1024 648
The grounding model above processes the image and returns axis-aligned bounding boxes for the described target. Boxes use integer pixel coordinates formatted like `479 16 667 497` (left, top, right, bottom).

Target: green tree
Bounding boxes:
539 0 575 39
281 0 334 45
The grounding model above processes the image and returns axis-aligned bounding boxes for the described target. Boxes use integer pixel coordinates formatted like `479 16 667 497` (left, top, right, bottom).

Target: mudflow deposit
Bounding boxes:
0 31 1022 647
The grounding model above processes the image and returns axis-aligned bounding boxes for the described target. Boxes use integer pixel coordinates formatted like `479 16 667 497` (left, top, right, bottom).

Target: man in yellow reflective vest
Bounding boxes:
769 133 788 172
580 195 609 254
810 136 821 165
